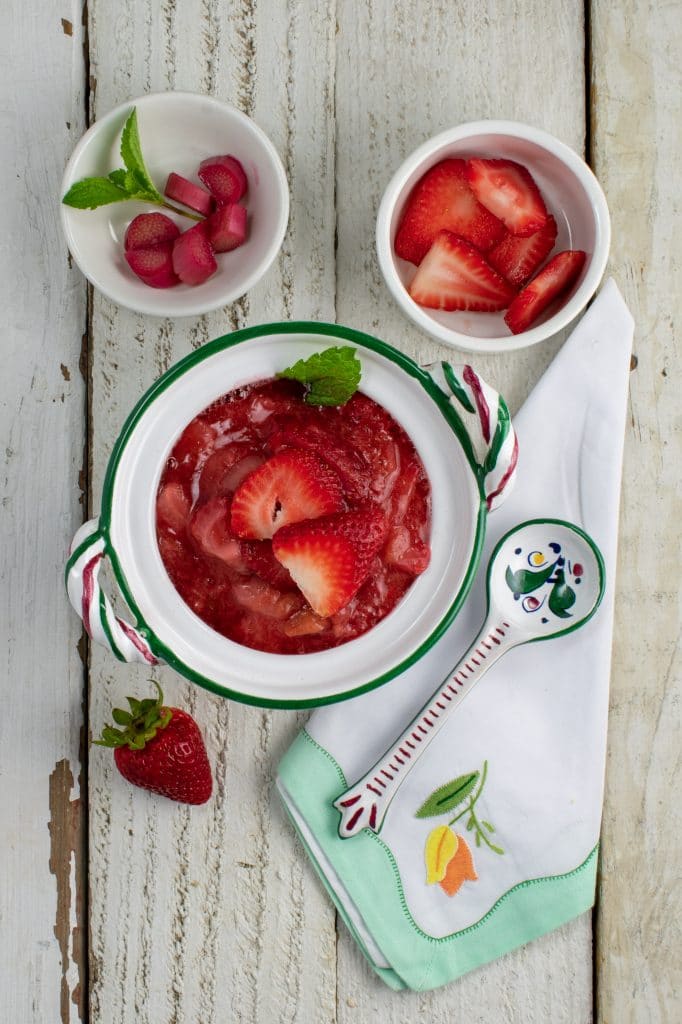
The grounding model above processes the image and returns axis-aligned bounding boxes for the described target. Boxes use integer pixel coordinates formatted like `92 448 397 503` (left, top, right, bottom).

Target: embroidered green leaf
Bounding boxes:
548 569 576 618
482 820 495 832
466 816 474 831
415 771 480 818
475 831 481 847
505 561 556 595
488 841 505 855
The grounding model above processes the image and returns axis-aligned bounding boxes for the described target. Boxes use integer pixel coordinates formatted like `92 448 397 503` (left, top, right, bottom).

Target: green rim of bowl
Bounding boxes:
97 321 488 708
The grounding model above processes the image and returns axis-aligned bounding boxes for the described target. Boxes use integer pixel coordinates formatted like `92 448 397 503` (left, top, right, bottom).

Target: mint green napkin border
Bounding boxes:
279 730 598 991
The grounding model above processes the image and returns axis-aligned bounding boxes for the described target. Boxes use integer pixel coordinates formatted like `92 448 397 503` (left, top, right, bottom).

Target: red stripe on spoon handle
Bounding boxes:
333 618 512 838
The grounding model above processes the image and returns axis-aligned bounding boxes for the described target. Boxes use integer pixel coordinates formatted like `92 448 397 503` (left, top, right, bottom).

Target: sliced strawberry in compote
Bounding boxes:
272 507 387 617
230 449 344 540
268 420 370 502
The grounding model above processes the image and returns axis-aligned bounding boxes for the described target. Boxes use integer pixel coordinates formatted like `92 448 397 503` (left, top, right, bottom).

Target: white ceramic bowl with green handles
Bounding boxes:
65 323 518 708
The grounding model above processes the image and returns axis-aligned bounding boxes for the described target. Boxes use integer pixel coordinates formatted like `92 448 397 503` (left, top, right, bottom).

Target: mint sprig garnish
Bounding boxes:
277 346 361 406
62 107 202 221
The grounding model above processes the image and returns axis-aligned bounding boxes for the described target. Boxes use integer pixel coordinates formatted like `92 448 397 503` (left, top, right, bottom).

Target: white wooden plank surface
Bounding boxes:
86 1 337 1022
0 3 87 1023
4 0 680 1019
333 1 592 1019
590 2 682 1021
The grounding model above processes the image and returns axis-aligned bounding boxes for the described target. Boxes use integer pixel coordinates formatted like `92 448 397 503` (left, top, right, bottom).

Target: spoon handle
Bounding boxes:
334 615 513 838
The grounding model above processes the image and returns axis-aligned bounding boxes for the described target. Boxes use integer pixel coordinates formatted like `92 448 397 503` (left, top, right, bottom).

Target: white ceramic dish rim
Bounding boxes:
376 119 611 354
60 91 290 317
69 323 494 708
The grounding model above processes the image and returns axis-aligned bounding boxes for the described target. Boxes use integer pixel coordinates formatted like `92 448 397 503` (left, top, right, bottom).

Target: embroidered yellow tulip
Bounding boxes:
424 825 458 884
439 834 478 896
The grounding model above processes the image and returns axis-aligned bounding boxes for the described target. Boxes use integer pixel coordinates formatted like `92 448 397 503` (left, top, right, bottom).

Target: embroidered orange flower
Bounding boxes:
418 762 502 898
439 834 477 896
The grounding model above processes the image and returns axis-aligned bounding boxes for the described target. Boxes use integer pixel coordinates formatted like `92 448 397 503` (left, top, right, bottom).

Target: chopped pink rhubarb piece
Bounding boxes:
171 223 218 285
125 242 179 288
164 172 214 216
124 212 180 251
206 203 248 252
198 155 248 203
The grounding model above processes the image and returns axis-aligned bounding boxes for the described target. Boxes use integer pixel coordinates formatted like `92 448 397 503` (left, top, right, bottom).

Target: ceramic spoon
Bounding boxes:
334 517 605 839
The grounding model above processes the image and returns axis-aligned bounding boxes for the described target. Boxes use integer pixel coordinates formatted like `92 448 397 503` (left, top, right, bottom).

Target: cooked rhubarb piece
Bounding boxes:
465 158 548 236
124 212 180 251
125 242 179 288
164 172 214 216
408 231 515 312
206 203 248 252
504 250 587 334
198 155 248 204
188 497 244 567
394 158 505 265
171 223 218 285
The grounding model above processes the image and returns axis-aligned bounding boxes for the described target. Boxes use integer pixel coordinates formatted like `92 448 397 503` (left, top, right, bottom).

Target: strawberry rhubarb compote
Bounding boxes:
156 378 431 654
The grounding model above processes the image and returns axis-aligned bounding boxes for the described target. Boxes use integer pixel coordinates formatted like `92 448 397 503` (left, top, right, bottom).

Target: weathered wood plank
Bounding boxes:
0 3 87 1022
590 2 682 1021
86 1 337 1022
333 0 592 1018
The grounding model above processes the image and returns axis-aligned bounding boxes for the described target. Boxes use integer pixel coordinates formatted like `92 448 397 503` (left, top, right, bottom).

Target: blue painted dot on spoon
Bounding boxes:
541 617 549 624
515 548 522 555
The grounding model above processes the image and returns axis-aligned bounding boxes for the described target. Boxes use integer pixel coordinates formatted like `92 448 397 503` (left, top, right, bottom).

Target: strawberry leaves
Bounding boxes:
94 682 172 750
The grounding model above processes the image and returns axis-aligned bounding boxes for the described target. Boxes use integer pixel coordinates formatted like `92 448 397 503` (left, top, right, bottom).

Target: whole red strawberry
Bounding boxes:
95 683 213 805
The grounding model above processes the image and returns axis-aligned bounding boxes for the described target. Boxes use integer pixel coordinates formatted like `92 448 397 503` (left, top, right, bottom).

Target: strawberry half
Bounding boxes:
465 159 548 237
408 231 516 312
230 449 344 540
95 683 212 805
487 215 558 288
272 508 387 617
394 159 505 265
504 250 587 334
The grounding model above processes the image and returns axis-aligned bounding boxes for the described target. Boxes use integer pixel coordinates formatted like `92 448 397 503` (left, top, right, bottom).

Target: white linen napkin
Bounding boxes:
277 280 633 991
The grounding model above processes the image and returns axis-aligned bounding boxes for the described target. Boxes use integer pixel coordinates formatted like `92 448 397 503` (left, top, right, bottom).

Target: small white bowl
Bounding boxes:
376 120 611 353
60 92 289 317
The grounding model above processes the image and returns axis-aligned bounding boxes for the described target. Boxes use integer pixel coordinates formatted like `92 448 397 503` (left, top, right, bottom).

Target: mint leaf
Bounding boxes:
62 176 130 209
107 169 128 188
277 346 361 406
120 108 160 197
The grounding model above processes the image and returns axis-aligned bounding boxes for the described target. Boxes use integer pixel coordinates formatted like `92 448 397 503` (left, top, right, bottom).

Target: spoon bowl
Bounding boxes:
487 518 604 639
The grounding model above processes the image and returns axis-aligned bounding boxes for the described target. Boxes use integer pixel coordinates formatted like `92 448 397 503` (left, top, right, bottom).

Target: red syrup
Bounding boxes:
155 378 431 654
